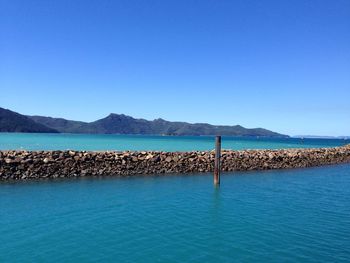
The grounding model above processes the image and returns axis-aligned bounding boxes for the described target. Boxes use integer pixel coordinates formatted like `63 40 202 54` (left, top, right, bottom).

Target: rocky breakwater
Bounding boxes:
1 145 350 180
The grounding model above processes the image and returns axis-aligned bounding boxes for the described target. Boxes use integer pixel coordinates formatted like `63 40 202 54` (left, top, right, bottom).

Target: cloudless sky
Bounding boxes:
1 0 349 136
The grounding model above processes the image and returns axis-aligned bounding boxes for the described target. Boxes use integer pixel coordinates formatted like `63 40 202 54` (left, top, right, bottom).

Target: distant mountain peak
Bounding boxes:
107 113 132 119
107 113 123 117
154 118 166 122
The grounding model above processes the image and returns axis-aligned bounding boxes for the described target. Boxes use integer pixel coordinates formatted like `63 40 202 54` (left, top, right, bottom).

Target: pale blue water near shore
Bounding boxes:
1 164 350 262
0 133 348 151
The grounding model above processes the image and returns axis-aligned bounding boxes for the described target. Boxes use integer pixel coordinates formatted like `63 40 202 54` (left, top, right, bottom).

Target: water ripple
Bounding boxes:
1 164 350 262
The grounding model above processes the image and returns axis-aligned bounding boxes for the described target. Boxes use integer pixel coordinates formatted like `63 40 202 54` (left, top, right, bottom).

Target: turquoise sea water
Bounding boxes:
0 133 348 151
1 164 350 262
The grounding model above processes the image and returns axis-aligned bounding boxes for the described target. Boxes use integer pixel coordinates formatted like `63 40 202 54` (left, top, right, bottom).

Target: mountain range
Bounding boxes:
0 107 288 137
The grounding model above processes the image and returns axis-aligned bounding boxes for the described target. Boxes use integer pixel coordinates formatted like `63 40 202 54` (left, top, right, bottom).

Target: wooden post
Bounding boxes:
214 136 221 185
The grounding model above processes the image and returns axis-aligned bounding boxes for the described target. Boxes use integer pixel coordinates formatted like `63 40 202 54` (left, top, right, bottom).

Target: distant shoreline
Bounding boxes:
0 131 287 137
1 131 349 139
293 135 350 140
1 145 350 180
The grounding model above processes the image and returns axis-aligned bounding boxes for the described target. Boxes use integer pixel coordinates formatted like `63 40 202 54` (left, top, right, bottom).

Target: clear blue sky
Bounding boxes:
1 0 349 136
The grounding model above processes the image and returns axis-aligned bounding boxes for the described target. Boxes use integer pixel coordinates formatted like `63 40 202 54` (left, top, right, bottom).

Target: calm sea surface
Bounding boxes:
1 164 350 262
0 133 348 151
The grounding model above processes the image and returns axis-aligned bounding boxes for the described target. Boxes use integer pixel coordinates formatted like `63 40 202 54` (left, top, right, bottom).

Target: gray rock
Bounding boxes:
1 144 350 180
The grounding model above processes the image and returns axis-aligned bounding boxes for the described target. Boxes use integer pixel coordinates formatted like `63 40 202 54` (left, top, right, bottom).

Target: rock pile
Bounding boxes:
1 145 350 180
